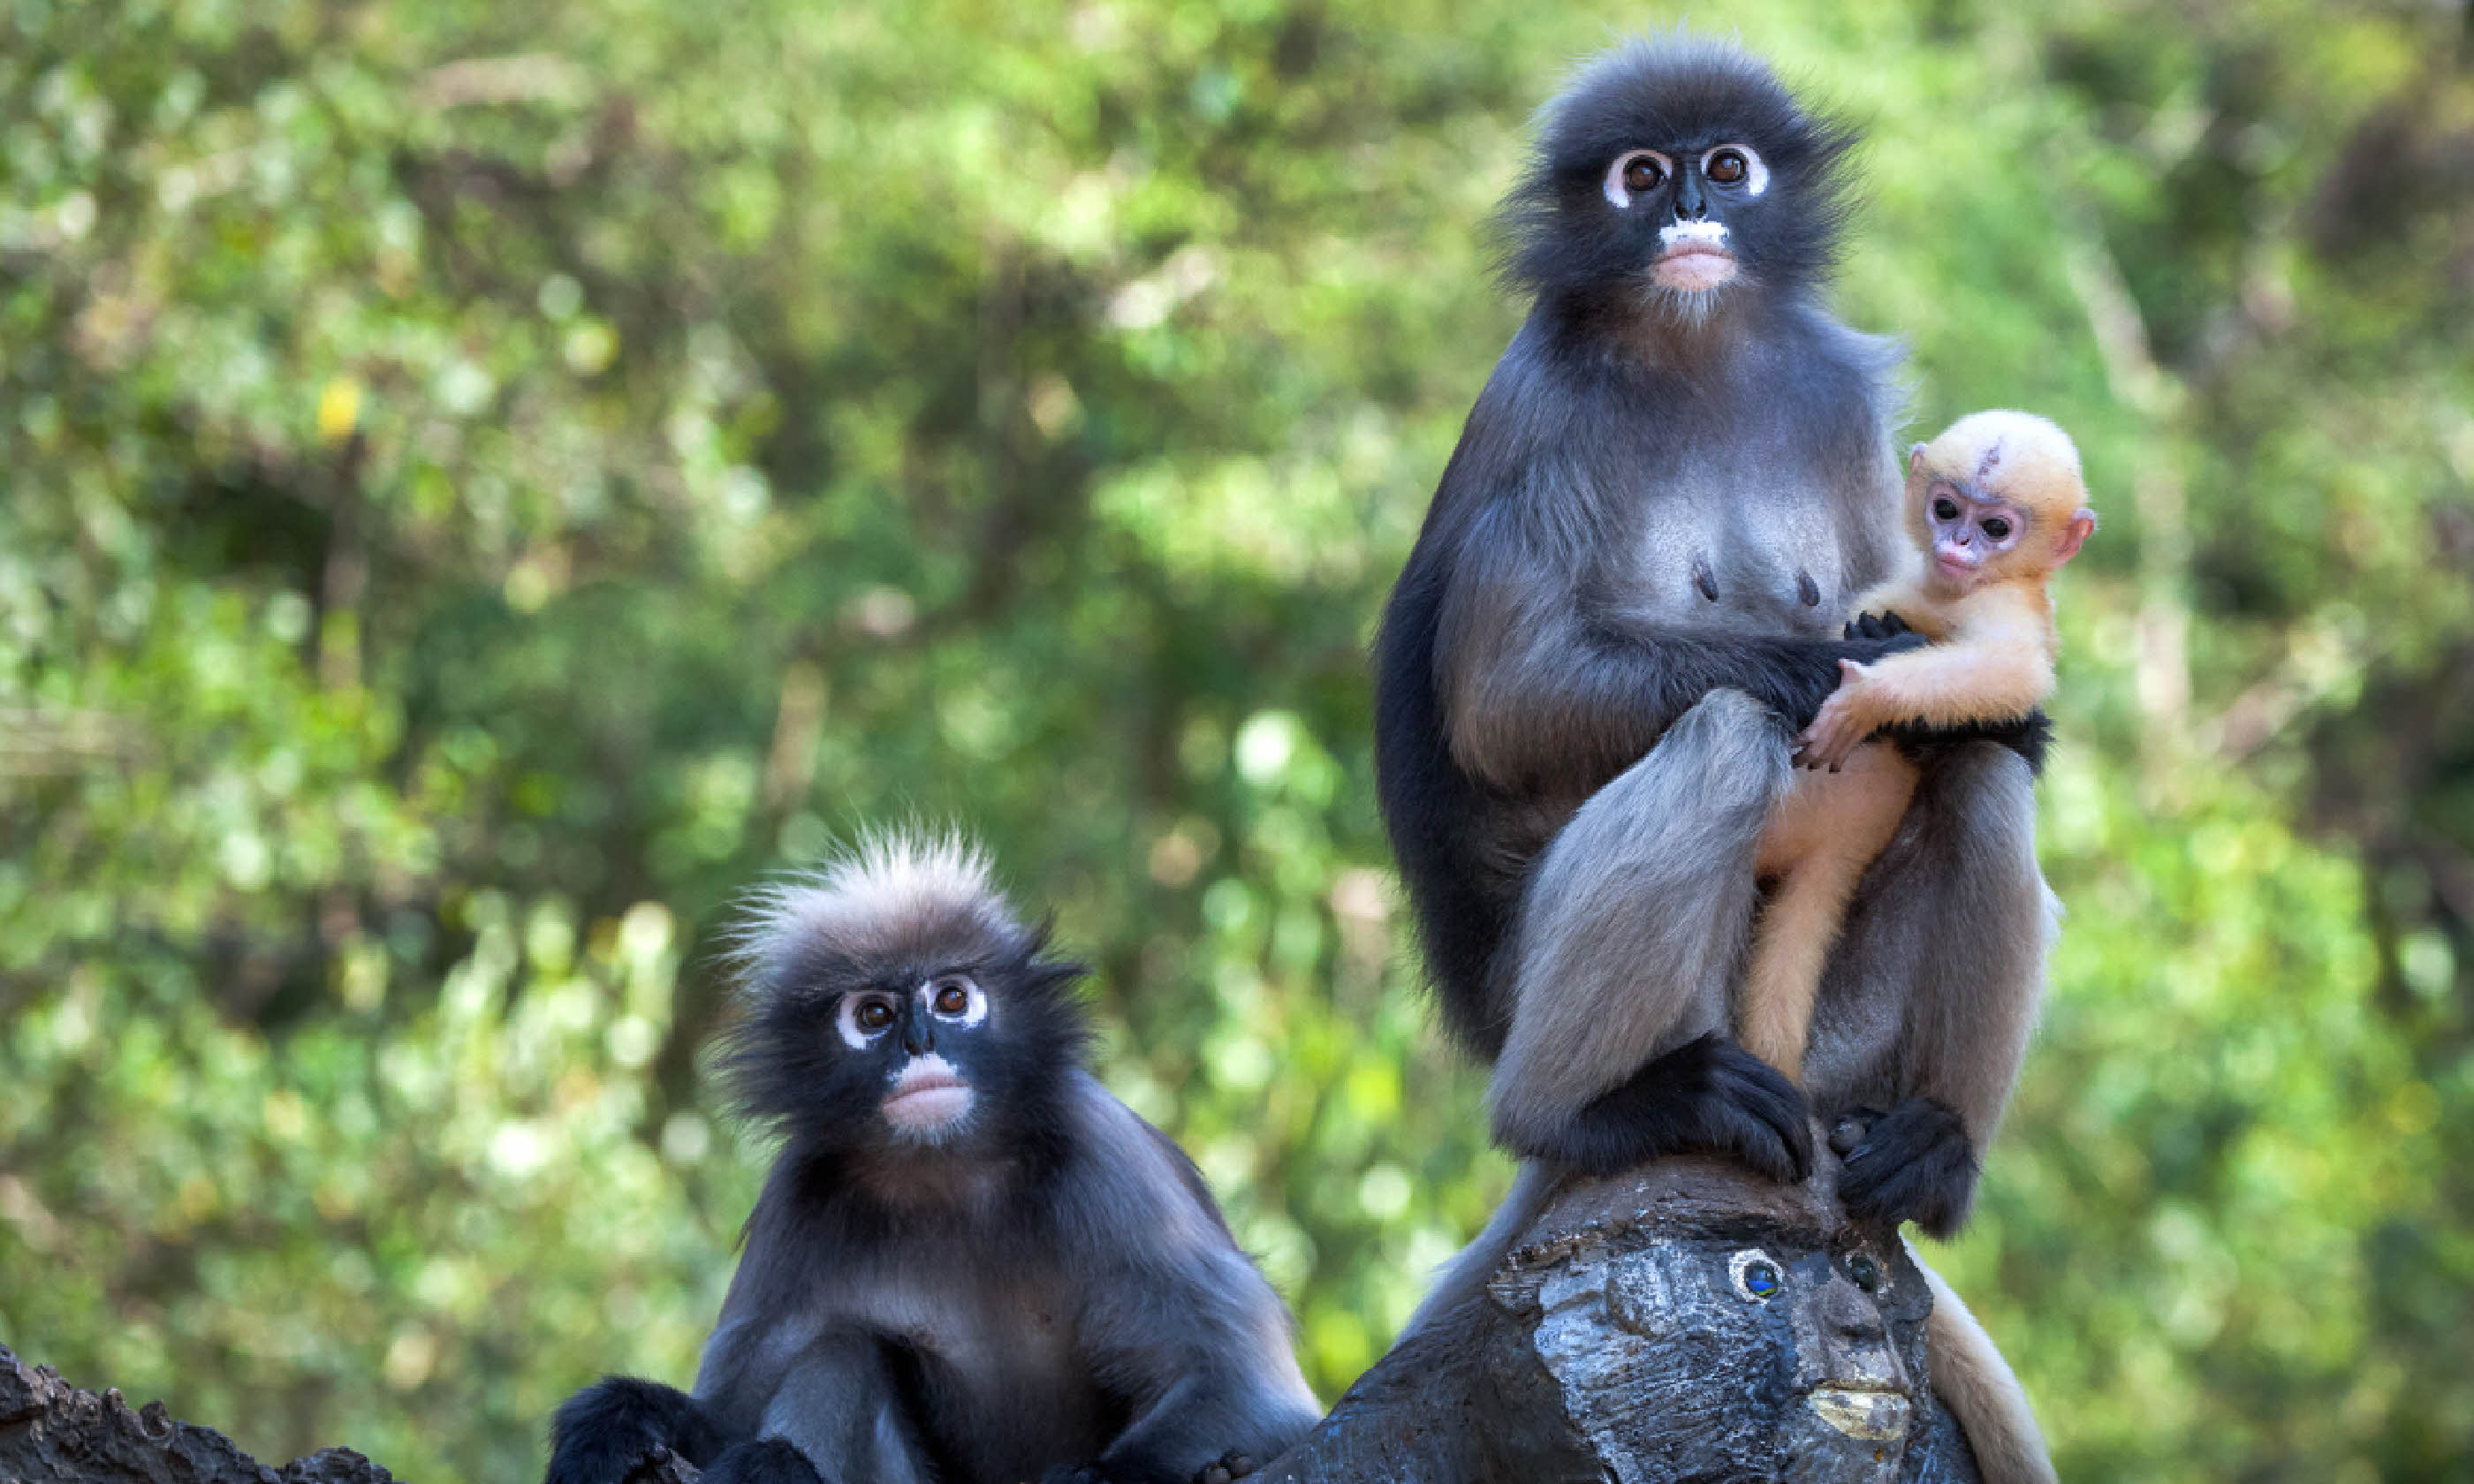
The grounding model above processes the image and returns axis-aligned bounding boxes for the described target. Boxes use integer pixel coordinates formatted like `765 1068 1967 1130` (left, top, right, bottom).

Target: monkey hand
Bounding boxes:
1831 1098 1979 1238
1792 662 1875 769
1842 610 1913 642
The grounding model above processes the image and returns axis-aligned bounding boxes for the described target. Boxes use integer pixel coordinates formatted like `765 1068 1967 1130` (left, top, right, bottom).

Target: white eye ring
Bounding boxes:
1701 144 1769 197
920 975 987 1027
837 994 899 1050
1602 149 1675 209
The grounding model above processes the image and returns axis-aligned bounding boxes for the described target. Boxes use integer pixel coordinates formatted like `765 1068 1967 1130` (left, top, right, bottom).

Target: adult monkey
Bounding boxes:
1377 39 2053 1267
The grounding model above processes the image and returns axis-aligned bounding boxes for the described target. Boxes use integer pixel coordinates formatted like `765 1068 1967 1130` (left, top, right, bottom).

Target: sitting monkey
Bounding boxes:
1740 409 2094 1088
544 833 1320 1484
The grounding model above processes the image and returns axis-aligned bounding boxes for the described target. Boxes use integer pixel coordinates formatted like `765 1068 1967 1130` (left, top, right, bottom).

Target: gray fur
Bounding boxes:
1372 39 2055 1481
1806 746 2055 1152
694 1072 1320 1484
1491 689 1791 1149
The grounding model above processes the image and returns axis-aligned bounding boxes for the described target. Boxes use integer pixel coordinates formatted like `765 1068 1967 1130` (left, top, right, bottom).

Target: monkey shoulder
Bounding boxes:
1051 1073 1243 1258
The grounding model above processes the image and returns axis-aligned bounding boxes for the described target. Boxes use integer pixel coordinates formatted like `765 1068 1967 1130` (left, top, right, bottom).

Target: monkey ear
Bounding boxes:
1906 443 1928 476
2051 508 2096 566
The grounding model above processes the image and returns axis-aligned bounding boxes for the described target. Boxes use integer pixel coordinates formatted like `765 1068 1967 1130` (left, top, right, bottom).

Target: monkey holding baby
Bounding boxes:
1375 36 2078 1484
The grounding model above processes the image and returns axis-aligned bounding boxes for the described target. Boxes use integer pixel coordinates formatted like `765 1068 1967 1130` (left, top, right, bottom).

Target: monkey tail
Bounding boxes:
1909 1239 2056 1484
1395 1161 1564 1342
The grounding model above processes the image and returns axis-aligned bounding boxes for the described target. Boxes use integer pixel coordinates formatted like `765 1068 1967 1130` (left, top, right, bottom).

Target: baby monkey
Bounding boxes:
1742 410 2095 1083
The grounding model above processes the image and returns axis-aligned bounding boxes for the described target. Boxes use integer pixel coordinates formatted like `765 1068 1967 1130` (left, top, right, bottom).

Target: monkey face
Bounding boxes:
1906 411 2097 587
1598 143 1769 293
1918 480 2028 586
1504 40 1856 315
718 848 1090 1161
834 973 995 1143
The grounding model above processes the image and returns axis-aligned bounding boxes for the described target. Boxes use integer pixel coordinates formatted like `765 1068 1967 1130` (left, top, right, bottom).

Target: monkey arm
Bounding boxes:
1435 503 1917 789
1044 1092 1321 1484
1832 638 2052 732
1796 591 2055 768
546 1377 733 1484
1072 1245 1323 1484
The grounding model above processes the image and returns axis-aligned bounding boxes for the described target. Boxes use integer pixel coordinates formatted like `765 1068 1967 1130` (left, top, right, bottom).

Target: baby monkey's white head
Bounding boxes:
1905 410 2095 595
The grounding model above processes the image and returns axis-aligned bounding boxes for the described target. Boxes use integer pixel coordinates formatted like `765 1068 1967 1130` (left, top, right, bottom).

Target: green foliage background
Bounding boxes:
4 0 2472 1477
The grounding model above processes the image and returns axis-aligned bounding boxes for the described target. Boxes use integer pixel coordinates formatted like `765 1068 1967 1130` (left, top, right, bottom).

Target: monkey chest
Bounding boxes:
1603 474 1879 632
862 1275 1115 1473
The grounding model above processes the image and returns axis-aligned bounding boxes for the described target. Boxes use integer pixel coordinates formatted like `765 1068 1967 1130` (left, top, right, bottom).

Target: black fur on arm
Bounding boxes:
1575 617 1928 738
1886 712 2053 776
1845 608 2054 773
545 1376 732 1484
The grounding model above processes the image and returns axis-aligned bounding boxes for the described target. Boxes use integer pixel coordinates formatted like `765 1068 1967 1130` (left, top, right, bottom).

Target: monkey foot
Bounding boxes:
1531 1034 1815 1183
1831 1098 1978 1238
1193 1450 1261 1484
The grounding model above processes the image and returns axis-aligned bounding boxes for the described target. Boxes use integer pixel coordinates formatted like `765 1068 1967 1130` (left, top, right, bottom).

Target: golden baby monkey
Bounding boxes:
1740 410 2095 1085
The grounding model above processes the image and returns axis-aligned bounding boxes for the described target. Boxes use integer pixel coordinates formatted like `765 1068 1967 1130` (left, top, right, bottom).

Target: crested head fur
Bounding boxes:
732 828 1019 980
1498 34 1859 319
714 828 1090 1159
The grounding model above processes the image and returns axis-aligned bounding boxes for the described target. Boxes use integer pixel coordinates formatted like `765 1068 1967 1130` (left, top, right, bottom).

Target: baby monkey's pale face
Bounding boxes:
1922 480 2028 590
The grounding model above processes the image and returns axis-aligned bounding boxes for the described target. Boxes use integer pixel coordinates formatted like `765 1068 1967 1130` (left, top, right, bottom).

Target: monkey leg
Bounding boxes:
1803 740 2053 1236
546 1376 733 1484
1490 689 1811 1180
1742 748 1919 1082
1911 1244 2057 1484
740 1334 935 1484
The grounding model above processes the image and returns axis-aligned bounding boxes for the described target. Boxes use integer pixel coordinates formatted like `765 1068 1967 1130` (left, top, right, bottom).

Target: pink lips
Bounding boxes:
884 1065 973 1130
1653 245 1736 292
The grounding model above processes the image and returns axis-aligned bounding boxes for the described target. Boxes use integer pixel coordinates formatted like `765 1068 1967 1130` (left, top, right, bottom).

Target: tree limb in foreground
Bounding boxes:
1 1148 1982 1484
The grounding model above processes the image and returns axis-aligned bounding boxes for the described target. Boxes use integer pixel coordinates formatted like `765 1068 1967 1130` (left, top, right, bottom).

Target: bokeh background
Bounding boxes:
5 0 2472 1477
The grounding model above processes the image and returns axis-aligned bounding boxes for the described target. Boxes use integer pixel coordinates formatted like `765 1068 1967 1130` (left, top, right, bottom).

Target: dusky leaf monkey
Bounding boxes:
1741 410 2095 1086
1372 37 2055 1483
544 834 1320 1484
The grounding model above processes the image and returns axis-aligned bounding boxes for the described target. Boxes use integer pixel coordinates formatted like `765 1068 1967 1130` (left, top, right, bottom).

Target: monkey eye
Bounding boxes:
1932 496 1961 522
1846 1252 1882 1293
1729 1248 1785 1302
923 975 987 1025
838 993 899 1048
1701 144 1767 195
1981 517 2014 541
1603 149 1673 208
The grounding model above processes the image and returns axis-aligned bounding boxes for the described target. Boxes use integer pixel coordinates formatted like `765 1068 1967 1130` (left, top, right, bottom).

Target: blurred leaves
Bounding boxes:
3 0 2471 1480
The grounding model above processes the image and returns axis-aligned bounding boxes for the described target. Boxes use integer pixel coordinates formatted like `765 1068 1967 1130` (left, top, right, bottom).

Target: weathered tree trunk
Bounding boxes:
1 1149 1980 1484
0 1345 398 1484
